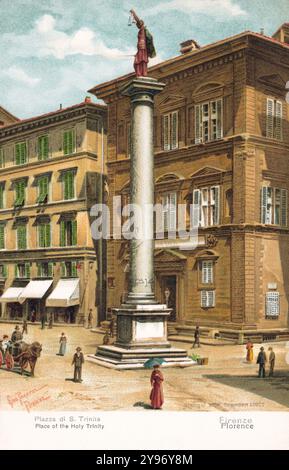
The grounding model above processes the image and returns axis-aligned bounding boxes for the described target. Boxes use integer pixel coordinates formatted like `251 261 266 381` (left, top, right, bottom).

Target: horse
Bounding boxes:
14 341 42 377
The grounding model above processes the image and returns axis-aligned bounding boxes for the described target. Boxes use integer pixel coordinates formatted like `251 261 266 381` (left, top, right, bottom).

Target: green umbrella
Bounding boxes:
144 357 165 369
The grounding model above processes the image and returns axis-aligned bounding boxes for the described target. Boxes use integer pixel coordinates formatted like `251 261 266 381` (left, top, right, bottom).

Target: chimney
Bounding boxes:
180 39 201 54
272 23 289 44
84 96 92 104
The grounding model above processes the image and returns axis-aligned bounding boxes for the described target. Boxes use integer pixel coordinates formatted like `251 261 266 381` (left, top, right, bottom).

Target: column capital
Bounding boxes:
120 77 166 99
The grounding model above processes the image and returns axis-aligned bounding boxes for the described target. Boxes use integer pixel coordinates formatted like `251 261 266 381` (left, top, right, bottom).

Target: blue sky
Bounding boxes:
1 0 288 118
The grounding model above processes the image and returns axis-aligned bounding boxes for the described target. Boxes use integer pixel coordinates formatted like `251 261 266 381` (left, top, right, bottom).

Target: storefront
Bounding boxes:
46 279 80 323
0 287 25 319
19 280 53 320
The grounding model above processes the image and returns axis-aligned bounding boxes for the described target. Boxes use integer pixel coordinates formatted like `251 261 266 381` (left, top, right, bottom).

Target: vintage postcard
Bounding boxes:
0 0 289 452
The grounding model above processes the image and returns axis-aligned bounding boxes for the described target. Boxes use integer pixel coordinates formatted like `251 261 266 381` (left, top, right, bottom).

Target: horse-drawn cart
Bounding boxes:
0 341 42 376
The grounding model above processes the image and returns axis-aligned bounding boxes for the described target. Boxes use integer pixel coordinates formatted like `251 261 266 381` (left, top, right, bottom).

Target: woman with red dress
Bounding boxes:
150 365 164 409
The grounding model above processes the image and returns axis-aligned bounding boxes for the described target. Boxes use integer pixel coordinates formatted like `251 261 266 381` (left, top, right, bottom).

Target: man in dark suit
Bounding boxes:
72 347 84 383
256 346 267 378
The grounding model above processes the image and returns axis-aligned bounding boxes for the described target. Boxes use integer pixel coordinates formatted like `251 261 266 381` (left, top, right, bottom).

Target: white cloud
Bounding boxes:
3 14 134 60
4 66 40 86
147 0 246 18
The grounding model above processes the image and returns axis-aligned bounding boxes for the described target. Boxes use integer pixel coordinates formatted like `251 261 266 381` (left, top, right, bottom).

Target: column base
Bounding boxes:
89 302 195 369
87 345 195 370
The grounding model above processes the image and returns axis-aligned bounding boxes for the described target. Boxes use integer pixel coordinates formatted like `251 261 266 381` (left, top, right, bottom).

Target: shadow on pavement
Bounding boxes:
0 366 31 377
133 401 153 410
204 371 289 409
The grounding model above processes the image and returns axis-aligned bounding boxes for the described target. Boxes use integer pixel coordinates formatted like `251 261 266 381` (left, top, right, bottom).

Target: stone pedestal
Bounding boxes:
90 77 194 369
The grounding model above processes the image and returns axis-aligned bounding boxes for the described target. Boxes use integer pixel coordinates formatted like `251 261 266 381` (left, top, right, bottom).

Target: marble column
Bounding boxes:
91 77 193 368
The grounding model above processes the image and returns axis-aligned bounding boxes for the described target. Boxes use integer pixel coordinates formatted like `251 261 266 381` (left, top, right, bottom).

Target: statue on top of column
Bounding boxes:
129 9 156 77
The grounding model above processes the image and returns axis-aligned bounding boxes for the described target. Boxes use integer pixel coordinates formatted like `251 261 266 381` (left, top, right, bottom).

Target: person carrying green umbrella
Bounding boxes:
144 358 165 410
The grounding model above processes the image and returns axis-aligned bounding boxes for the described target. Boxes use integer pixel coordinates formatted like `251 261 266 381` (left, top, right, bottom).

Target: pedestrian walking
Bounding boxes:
58 332 67 356
246 340 254 362
87 309 93 329
31 309 36 323
256 346 267 378
22 320 28 335
48 314 53 329
40 313 46 330
268 347 275 377
192 325 201 348
72 347 84 383
150 364 164 410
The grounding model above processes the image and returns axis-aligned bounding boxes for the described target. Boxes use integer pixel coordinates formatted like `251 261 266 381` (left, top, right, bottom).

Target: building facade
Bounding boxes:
89 24 289 341
0 99 107 325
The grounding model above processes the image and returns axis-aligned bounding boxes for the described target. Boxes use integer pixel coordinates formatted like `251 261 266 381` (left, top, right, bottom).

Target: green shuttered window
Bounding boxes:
15 142 27 165
63 130 76 155
37 176 49 203
63 170 75 200
17 224 27 250
261 186 287 227
14 180 26 206
60 219 77 246
0 224 5 249
38 223 51 248
0 264 7 278
61 261 78 278
0 148 5 168
38 135 49 160
0 184 5 209
37 262 53 278
15 263 30 278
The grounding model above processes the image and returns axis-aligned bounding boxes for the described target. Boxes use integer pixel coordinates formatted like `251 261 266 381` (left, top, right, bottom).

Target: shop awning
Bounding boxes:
46 279 79 308
0 287 25 303
19 280 53 304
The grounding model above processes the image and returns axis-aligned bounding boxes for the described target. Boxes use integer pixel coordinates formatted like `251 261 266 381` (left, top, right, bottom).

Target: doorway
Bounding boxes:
161 275 177 321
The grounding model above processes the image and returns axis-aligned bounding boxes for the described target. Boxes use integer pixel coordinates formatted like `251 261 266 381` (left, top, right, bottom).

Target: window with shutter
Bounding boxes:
0 148 5 168
201 290 215 308
17 225 27 250
281 189 287 227
71 261 78 277
195 99 223 143
266 98 283 140
275 101 282 140
211 186 220 225
25 263 30 278
261 186 287 226
192 189 201 227
0 184 5 209
0 224 5 250
163 114 170 151
15 142 27 165
38 223 51 248
37 176 49 203
162 112 179 150
201 188 208 227
195 105 202 144
161 193 177 231
63 130 75 155
266 98 274 138
171 112 178 150
60 220 66 246
14 180 26 207
201 260 213 284
71 220 77 246
63 171 75 200
61 261 66 277
266 292 279 317
0 264 7 278
38 135 49 160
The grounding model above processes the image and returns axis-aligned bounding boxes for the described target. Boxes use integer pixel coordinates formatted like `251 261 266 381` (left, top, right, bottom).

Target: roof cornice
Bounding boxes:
0 103 106 140
88 31 289 102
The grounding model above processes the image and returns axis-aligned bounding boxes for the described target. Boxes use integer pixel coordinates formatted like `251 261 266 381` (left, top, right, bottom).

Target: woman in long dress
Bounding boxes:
246 340 254 362
150 365 164 409
58 332 67 356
